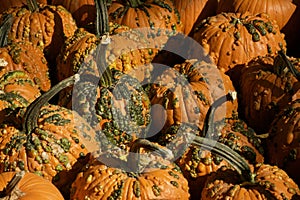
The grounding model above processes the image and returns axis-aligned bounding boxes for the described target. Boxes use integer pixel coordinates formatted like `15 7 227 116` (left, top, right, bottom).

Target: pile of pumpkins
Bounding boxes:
0 0 300 199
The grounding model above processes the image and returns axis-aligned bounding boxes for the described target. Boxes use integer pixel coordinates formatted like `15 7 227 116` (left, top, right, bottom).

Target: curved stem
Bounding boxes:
192 136 254 183
0 14 13 47
22 74 80 140
26 0 39 12
278 50 300 82
0 171 25 198
202 91 237 137
128 138 174 173
94 0 112 87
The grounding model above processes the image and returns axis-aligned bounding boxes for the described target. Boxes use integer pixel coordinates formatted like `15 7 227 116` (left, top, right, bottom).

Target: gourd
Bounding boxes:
0 171 64 200
0 74 98 198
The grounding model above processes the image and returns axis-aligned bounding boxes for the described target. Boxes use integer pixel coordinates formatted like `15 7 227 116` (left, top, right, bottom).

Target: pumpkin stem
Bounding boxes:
26 0 39 12
191 136 255 183
128 138 174 173
95 0 112 87
0 14 13 47
22 74 80 140
0 171 25 199
126 0 143 7
202 91 237 137
278 50 300 82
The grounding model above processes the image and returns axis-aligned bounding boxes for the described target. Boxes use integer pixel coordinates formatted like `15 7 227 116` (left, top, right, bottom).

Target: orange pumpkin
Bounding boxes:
201 164 300 199
217 0 297 30
0 75 98 198
0 171 64 199
108 0 182 49
148 59 238 133
174 0 218 35
70 139 190 200
0 0 47 14
51 0 96 28
266 99 300 185
0 0 78 65
191 12 286 84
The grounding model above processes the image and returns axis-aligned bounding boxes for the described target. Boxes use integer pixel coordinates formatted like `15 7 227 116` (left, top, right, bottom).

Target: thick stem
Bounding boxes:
202 91 237 137
128 138 174 173
278 50 300 82
0 14 13 47
22 74 80 139
0 171 25 199
127 0 143 7
94 0 112 87
192 136 254 183
26 0 39 12
95 0 109 37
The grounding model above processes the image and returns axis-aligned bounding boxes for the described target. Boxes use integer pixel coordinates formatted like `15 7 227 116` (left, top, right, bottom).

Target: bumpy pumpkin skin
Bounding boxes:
165 116 264 199
266 99 300 185
0 171 64 200
201 164 300 200
217 0 297 30
191 12 286 82
56 23 158 83
70 154 190 200
0 0 47 14
108 0 182 48
239 55 300 134
0 104 98 197
148 59 238 133
0 70 41 104
0 70 41 123
51 0 96 28
0 3 78 65
174 0 218 35
62 68 151 152
0 40 51 92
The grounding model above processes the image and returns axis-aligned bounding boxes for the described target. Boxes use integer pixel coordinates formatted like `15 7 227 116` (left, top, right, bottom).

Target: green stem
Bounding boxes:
22 74 80 139
95 0 109 37
26 0 39 12
127 0 143 7
128 138 173 173
278 50 300 82
0 171 25 198
192 136 255 183
202 91 237 137
0 14 13 47
95 0 112 87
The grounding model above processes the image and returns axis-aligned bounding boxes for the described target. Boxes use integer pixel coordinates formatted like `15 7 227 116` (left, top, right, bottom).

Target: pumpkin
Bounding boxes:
216 0 297 30
0 0 78 66
0 171 64 199
158 94 264 199
57 0 154 152
0 0 47 14
216 0 300 57
147 59 238 134
108 0 182 49
0 74 99 198
164 126 299 199
56 0 159 84
0 14 51 92
70 139 190 200
174 0 218 35
266 99 300 186
201 163 300 199
51 0 96 29
0 70 41 124
238 51 300 134
191 12 286 84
